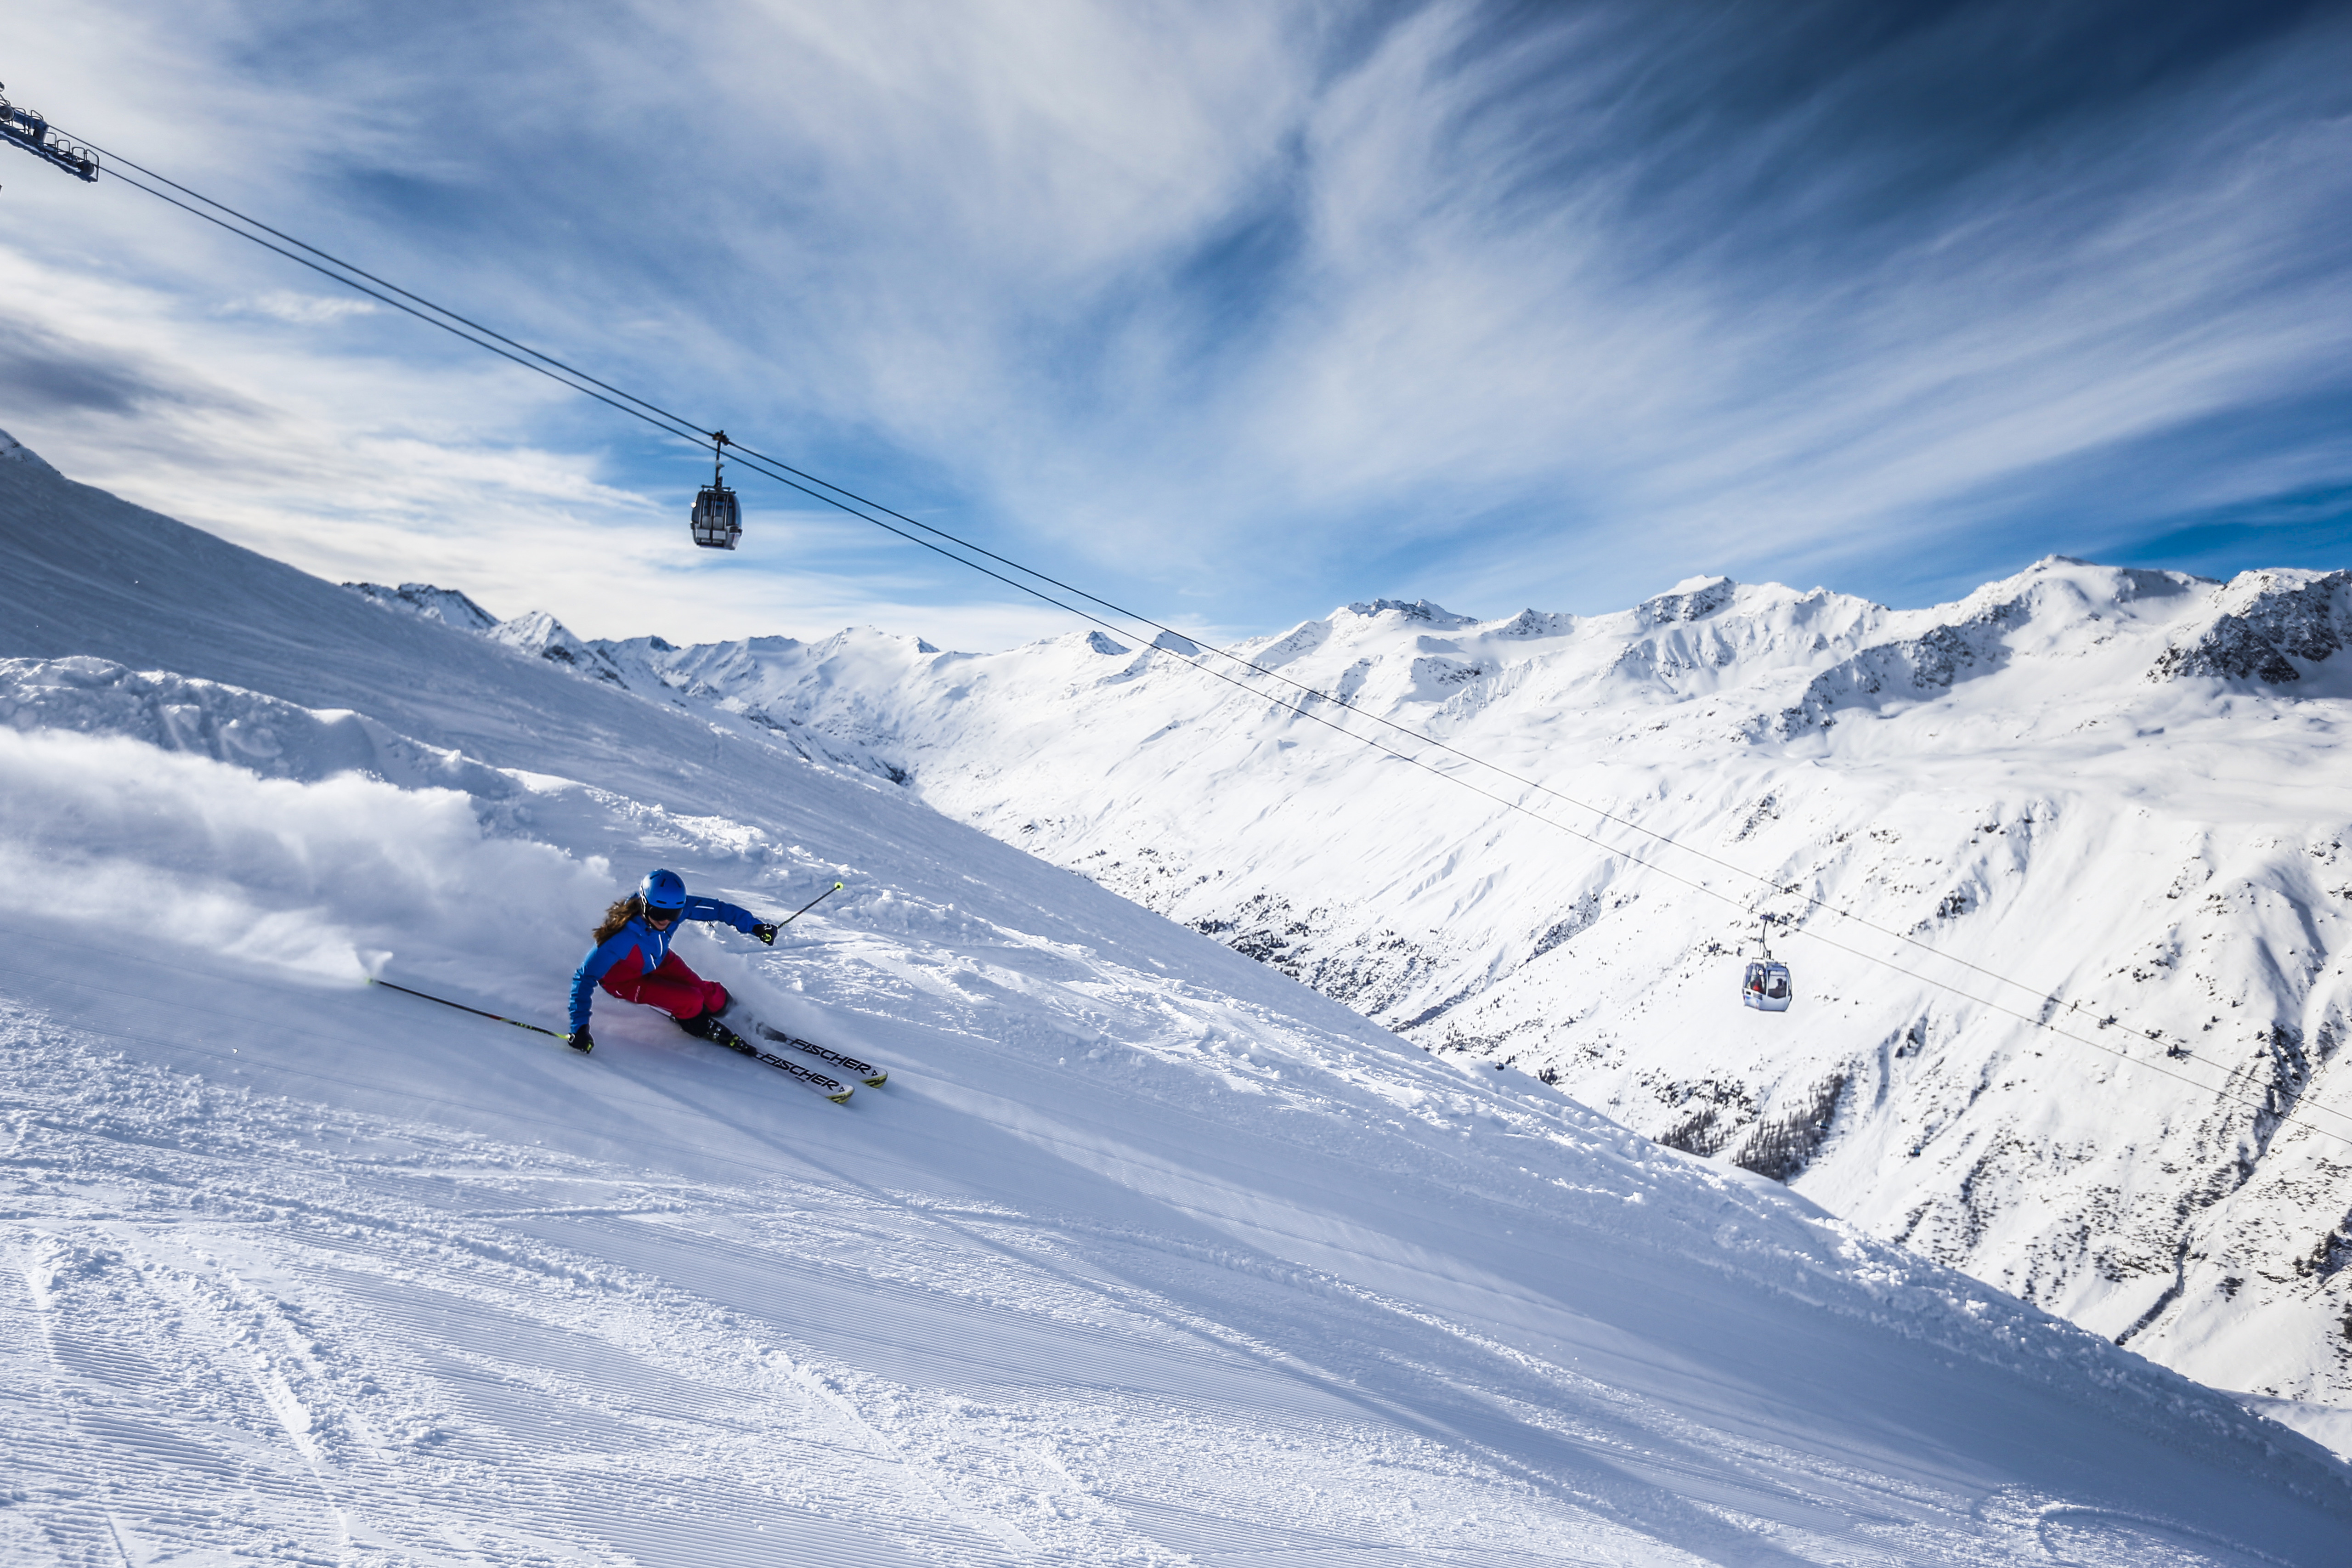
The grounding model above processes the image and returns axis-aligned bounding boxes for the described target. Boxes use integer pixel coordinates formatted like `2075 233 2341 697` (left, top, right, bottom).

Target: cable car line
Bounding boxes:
76 137 714 446
62 120 2345 1151
89 148 1121 586
96 165 718 454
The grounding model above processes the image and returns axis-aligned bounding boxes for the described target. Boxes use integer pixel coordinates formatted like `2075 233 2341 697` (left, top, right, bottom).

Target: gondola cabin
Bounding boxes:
1742 959 1792 1012
690 482 740 549
690 430 741 549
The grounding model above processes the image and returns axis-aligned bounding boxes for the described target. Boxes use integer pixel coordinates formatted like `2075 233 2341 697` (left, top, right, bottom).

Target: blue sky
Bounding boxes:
2 0 2349 647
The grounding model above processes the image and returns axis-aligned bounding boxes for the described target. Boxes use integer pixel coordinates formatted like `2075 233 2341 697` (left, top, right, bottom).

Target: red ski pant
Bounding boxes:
601 950 728 1021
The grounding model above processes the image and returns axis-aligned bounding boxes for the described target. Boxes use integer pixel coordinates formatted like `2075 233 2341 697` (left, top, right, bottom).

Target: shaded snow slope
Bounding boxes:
0 442 894 805
440 555 2352 1416
5 442 2352 1559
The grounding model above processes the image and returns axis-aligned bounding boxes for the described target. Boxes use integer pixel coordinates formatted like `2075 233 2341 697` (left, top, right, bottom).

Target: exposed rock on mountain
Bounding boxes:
345 579 503 633
2151 568 2352 683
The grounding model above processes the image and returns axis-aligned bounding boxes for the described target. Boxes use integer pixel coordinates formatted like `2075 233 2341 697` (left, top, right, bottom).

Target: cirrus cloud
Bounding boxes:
0 0 2346 646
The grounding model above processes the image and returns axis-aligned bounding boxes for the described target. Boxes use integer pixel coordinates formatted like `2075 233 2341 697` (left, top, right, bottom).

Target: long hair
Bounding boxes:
592 894 645 946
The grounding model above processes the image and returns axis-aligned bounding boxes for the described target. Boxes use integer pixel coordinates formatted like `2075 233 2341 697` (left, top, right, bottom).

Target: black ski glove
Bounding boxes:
752 923 778 946
565 1028 594 1054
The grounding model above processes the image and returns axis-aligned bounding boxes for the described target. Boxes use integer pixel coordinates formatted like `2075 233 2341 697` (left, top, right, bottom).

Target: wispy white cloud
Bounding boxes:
3 0 2348 646
234 290 381 325
1187 2 2352 610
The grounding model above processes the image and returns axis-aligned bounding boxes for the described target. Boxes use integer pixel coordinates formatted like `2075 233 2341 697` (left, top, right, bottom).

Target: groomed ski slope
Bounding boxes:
3 438 2351 1563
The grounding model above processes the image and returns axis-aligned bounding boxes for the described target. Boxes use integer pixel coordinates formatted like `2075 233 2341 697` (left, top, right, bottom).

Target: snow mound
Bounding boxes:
0 655 516 797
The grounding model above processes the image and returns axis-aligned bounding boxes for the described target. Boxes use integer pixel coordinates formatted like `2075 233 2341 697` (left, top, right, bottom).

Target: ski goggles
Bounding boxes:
644 905 684 923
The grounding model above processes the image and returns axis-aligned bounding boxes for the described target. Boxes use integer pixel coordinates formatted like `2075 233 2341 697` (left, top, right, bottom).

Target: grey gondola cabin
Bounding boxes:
1741 916 1792 1011
691 432 741 550
1742 960 1792 1012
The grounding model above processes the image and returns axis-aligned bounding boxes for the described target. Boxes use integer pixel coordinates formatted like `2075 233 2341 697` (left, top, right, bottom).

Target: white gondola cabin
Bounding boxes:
1741 959 1792 1011
1741 916 1792 1011
690 431 741 550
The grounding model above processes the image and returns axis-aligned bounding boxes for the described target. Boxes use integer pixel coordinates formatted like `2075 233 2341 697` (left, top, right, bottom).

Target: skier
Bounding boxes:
565 868 778 1054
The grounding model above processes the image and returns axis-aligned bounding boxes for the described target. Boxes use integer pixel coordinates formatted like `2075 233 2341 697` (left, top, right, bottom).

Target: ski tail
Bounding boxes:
754 1023 888 1087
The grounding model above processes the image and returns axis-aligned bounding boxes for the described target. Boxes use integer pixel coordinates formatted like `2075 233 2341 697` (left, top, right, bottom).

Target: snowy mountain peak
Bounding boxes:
1342 597 1474 627
0 425 58 474
345 579 502 632
1484 607 1579 640
1945 555 2203 630
1636 574 1740 625
2153 567 2352 683
485 607 630 686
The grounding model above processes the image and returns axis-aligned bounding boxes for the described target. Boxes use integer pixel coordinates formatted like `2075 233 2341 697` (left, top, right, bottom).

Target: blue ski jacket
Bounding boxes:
569 896 759 1031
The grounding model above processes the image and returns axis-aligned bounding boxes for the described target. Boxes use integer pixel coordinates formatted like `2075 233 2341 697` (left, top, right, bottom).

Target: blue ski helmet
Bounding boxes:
639 868 687 913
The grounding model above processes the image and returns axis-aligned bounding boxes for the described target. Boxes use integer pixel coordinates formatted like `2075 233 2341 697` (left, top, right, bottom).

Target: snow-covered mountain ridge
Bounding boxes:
9 425 2352 1559
375 555 2352 1419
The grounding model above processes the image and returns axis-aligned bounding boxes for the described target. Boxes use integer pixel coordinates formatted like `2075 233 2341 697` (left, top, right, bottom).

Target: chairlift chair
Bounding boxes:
1741 917 1792 1012
0 86 100 182
690 430 741 550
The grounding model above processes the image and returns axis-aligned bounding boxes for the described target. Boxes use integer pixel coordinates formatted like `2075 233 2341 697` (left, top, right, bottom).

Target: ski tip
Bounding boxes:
827 1088 854 1104
862 1072 888 1087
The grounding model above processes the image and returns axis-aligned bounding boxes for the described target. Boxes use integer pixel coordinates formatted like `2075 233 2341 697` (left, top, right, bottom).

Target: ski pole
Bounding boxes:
778 881 845 927
368 977 566 1040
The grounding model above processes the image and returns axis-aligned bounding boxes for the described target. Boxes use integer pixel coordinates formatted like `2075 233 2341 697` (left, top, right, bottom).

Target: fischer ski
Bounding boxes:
708 1022 854 1103
370 979 851 1102
756 1024 888 1087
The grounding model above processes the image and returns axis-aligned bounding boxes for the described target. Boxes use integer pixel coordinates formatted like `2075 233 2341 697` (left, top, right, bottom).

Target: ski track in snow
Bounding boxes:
4 432 2352 1562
